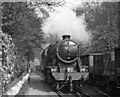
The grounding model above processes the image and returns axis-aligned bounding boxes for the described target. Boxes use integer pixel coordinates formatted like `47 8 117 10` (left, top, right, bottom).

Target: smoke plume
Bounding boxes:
42 7 91 44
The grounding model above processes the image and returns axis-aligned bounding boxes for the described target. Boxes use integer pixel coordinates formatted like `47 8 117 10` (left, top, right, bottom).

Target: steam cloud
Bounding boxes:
42 7 91 44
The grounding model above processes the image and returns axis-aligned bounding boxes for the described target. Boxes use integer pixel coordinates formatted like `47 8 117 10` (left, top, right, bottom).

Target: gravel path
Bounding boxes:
24 72 58 96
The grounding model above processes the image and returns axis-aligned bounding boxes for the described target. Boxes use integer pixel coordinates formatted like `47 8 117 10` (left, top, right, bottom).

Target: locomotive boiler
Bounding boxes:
40 35 89 91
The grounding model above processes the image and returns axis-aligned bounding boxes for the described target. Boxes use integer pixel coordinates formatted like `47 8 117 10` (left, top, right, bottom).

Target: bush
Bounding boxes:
0 33 27 92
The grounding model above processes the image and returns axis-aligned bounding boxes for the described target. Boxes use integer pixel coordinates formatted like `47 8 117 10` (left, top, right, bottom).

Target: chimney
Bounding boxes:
62 35 71 40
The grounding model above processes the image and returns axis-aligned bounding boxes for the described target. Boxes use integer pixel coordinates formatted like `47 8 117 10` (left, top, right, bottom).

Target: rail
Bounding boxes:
55 86 92 97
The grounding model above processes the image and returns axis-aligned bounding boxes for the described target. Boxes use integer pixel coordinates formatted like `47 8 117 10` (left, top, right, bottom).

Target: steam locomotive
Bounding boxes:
40 35 89 91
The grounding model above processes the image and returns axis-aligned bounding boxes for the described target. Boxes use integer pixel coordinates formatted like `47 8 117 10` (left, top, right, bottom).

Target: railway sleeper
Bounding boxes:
72 87 92 97
52 75 80 92
56 84 92 97
53 80 74 92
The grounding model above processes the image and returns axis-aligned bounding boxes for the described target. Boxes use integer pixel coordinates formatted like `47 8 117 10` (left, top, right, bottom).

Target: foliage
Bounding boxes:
76 2 118 54
1 1 65 92
0 32 27 92
2 1 64 60
27 0 65 18
2 2 44 61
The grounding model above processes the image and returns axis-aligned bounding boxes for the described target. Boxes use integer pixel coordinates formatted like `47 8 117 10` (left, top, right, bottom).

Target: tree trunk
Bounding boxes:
118 2 120 47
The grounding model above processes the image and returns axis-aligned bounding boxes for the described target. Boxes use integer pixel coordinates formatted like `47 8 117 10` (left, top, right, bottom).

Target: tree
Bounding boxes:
2 1 64 59
2 2 44 60
76 2 118 54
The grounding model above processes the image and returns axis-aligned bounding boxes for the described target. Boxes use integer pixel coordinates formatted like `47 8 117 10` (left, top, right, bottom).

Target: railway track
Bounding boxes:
56 90 89 97
56 85 110 97
55 86 92 97
46 74 111 97
48 79 112 97
93 87 111 97
75 85 111 97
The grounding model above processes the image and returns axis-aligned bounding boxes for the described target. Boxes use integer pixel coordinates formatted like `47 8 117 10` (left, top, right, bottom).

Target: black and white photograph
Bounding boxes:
0 0 120 97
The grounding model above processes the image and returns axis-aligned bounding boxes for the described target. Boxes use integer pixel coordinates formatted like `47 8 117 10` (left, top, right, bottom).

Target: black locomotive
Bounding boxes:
40 35 89 91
